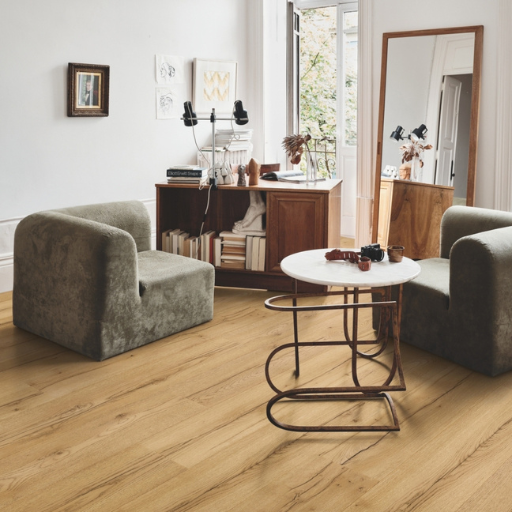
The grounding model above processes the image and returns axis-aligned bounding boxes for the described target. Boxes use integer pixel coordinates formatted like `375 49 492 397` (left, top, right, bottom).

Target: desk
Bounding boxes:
156 179 342 292
264 248 420 432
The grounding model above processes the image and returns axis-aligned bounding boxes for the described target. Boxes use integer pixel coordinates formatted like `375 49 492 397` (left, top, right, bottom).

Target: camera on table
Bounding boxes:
360 243 385 262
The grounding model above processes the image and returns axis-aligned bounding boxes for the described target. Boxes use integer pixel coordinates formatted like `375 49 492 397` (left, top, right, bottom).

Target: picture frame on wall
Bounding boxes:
193 59 237 114
67 63 110 117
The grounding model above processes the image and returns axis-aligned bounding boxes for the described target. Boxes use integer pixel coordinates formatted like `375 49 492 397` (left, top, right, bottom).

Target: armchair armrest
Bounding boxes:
13 211 139 325
449 226 512 327
440 206 512 258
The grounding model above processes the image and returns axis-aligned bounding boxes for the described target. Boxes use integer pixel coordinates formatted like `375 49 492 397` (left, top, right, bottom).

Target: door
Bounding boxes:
435 75 462 187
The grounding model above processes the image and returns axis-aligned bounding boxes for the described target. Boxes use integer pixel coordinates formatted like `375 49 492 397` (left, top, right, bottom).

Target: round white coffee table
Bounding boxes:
264 248 420 433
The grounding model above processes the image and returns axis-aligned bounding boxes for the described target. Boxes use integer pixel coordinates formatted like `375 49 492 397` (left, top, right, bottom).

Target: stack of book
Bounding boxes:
216 128 253 152
198 129 253 168
245 235 266 271
161 228 219 264
219 231 247 269
167 165 208 185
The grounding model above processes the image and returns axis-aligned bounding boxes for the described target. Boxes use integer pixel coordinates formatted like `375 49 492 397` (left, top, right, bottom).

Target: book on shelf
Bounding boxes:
177 232 190 255
245 236 254 270
250 236 260 271
167 165 208 175
220 231 247 244
221 244 246 255
220 259 246 269
213 237 222 267
167 176 208 185
257 237 266 271
200 230 216 262
171 230 183 254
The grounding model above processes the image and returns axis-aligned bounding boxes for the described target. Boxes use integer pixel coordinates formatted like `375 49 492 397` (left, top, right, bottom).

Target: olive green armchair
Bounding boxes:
399 205 512 376
13 200 215 360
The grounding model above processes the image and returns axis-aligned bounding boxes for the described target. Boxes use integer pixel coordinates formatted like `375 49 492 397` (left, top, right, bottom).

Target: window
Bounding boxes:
289 0 358 236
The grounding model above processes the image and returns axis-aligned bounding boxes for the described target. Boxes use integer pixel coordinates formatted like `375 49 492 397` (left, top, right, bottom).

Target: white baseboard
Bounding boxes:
0 198 158 294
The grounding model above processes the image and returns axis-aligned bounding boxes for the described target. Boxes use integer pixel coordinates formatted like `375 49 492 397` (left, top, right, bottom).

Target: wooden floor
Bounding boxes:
2 282 512 511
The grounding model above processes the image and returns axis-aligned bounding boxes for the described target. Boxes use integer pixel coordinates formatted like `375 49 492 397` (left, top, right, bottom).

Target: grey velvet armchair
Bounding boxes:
13 200 215 361
399 205 512 376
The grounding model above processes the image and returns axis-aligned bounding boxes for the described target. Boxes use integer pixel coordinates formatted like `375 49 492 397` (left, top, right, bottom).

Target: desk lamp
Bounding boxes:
182 100 249 189
390 124 428 142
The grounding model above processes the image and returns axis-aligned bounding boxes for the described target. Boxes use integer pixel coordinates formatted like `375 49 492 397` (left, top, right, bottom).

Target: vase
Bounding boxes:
410 156 422 182
306 153 317 183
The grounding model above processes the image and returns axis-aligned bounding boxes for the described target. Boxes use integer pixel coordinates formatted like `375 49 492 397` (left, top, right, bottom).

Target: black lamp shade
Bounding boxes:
390 125 404 142
233 100 249 125
182 101 198 126
411 124 428 140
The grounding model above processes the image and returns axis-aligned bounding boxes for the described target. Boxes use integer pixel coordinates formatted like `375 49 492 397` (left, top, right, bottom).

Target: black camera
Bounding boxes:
361 243 385 262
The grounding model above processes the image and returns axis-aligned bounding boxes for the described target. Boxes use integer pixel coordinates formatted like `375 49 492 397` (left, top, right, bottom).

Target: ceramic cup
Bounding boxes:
387 245 405 263
358 256 371 271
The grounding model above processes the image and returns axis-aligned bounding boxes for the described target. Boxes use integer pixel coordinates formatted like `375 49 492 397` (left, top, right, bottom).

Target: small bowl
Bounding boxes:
387 245 405 263
358 256 371 271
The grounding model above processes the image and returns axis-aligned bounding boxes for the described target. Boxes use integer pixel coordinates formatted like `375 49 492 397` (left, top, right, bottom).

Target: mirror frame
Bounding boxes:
372 25 484 243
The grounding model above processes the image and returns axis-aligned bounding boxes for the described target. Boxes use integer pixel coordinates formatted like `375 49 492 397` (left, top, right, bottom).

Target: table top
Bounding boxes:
280 248 421 288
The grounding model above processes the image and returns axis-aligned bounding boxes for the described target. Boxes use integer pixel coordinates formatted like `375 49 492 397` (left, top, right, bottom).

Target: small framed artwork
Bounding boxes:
193 59 237 114
67 63 110 117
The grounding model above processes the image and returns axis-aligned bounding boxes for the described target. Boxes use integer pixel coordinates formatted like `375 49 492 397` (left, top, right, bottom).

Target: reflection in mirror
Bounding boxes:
381 33 475 203
373 26 483 248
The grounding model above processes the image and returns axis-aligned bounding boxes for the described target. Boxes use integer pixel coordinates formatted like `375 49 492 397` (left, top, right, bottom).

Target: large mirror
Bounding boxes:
372 26 483 244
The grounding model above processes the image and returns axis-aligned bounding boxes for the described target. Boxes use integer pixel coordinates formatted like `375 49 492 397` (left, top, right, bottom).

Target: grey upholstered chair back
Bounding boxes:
440 205 512 259
51 200 151 252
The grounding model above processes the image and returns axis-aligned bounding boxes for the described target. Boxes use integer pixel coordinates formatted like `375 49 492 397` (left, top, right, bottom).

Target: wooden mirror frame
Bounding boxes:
372 26 483 243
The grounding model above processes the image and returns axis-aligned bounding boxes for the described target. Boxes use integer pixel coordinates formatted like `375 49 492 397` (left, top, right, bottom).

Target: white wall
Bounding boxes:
0 0 255 292
372 0 501 209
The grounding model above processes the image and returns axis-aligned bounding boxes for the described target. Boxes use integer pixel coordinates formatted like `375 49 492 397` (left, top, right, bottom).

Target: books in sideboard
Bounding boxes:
160 228 265 271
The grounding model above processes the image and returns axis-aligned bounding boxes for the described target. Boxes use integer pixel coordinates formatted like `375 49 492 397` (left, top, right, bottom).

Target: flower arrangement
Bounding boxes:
282 133 312 165
399 138 432 165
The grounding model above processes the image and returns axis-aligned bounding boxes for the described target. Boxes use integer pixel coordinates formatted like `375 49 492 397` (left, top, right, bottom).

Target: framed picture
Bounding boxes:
193 59 237 114
67 63 110 117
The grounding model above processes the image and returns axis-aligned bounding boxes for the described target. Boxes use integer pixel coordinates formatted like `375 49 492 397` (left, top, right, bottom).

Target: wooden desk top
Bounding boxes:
156 178 342 194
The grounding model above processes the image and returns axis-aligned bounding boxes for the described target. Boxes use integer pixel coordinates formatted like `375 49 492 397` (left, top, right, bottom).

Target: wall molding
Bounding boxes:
494 0 512 211
0 198 158 294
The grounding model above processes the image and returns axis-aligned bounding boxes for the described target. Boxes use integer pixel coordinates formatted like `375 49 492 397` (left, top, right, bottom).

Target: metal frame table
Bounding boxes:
264 248 421 432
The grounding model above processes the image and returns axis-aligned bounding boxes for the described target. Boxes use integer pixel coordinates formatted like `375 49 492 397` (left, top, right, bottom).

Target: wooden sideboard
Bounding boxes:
377 178 454 260
156 179 342 292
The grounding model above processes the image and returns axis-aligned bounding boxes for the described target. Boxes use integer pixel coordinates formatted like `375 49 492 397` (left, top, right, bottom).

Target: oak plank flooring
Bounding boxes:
1 276 511 511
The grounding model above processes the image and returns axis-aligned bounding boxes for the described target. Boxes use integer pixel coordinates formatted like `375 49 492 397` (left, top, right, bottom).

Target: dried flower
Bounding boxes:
399 139 432 164
282 134 312 165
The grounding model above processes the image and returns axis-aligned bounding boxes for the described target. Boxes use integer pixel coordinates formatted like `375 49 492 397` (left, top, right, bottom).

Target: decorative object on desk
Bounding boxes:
282 133 325 183
325 249 360 263
306 151 318 182
222 164 236 185
282 133 311 165
193 59 238 114
232 191 266 236
261 169 303 181
67 63 109 117
399 162 411 180
387 245 404 263
358 256 371 271
260 163 280 175
237 164 247 186
361 243 385 262
248 158 260 186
